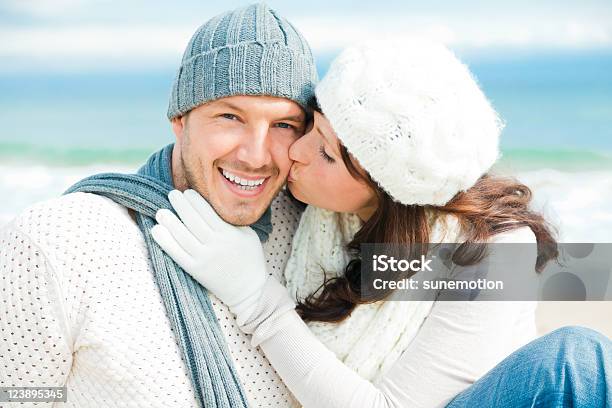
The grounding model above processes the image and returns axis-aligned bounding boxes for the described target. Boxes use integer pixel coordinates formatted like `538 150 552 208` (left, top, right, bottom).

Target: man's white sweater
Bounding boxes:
0 189 304 407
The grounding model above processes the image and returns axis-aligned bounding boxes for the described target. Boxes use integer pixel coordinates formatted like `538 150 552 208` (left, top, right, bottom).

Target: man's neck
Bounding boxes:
171 145 188 191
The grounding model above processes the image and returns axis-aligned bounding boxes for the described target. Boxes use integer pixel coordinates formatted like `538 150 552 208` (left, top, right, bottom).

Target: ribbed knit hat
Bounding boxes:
315 38 503 206
167 3 318 120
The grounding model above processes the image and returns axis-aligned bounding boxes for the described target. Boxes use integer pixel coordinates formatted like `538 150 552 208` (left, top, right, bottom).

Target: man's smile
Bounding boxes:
217 167 271 198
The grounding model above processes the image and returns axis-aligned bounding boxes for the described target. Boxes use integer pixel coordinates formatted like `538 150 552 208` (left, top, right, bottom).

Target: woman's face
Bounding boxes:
287 111 377 220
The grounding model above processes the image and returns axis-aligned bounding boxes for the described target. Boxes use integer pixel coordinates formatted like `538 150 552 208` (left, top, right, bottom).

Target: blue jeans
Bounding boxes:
446 326 611 408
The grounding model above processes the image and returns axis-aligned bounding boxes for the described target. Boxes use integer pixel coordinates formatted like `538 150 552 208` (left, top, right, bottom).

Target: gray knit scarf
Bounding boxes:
65 143 271 408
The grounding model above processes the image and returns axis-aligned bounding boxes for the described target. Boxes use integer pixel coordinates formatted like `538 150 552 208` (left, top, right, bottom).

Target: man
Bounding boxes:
0 3 316 407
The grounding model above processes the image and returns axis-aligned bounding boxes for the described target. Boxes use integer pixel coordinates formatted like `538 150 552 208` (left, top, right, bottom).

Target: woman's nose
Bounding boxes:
288 129 312 164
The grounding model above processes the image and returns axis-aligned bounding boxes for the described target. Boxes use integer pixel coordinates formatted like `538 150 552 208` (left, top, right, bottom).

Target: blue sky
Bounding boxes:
1 0 611 72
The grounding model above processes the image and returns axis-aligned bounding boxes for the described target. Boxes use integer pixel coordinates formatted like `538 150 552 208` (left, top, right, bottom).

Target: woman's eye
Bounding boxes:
221 113 238 120
319 145 335 164
274 122 294 130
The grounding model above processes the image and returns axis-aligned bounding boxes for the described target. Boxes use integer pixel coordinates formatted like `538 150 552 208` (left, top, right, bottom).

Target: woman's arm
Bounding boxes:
239 261 537 407
239 276 396 407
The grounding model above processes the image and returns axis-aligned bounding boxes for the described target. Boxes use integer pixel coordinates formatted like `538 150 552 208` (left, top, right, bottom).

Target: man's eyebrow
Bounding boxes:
277 114 306 123
214 101 246 113
213 101 304 123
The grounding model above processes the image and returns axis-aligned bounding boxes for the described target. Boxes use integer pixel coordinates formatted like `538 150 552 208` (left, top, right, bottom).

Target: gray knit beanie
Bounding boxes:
167 3 318 120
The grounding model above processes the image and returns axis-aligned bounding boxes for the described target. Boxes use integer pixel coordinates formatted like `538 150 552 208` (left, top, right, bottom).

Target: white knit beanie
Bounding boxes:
315 37 503 206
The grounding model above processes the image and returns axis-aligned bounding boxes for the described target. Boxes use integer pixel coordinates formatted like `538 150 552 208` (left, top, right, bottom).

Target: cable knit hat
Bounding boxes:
315 38 503 206
168 3 317 120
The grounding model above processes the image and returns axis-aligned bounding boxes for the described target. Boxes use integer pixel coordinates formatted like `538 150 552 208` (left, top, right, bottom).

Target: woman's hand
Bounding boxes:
150 189 268 316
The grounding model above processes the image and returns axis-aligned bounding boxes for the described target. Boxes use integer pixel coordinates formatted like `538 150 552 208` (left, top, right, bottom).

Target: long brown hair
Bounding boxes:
296 104 559 323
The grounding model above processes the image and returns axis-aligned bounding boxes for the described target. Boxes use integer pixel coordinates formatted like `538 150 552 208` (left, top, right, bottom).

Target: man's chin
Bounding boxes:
217 205 267 226
187 186 267 226
223 185 285 224
209 178 285 226
212 193 271 225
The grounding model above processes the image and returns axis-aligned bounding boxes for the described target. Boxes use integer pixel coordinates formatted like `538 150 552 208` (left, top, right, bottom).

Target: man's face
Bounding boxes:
172 95 306 226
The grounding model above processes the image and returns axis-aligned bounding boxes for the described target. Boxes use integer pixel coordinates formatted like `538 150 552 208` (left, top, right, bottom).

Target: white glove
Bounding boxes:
150 189 268 317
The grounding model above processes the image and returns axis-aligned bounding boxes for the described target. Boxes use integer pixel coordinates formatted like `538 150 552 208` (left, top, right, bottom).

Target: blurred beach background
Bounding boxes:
1 0 610 335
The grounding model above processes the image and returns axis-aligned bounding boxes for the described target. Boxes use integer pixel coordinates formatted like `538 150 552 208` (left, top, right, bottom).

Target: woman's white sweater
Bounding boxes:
239 207 540 408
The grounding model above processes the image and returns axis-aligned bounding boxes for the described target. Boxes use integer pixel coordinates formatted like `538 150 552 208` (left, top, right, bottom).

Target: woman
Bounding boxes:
151 38 611 407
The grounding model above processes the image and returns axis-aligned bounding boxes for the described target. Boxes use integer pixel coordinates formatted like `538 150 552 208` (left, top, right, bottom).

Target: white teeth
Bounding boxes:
221 169 266 188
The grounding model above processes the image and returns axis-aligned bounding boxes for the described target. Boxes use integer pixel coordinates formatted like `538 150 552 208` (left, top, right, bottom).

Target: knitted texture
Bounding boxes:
315 38 503 206
0 187 304 408
283 205 464 382
64 143 272 408
168 3 318 119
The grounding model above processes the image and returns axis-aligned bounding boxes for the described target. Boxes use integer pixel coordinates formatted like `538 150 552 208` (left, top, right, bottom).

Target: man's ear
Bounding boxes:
171 114 188 141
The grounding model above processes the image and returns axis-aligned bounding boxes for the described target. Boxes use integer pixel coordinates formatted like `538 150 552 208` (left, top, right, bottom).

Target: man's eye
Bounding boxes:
274 122 295 130
221 113 238 120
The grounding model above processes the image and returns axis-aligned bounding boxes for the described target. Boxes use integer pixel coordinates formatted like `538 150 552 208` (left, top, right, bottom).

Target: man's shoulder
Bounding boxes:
10 191 127 226
6 192 137 250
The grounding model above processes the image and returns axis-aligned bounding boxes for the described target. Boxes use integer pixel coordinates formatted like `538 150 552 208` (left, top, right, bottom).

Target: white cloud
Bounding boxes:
294 15 612 51
565 21 612 46
0 16 610 71
294 17 459 51
2 0 96 18
0 25 191 57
